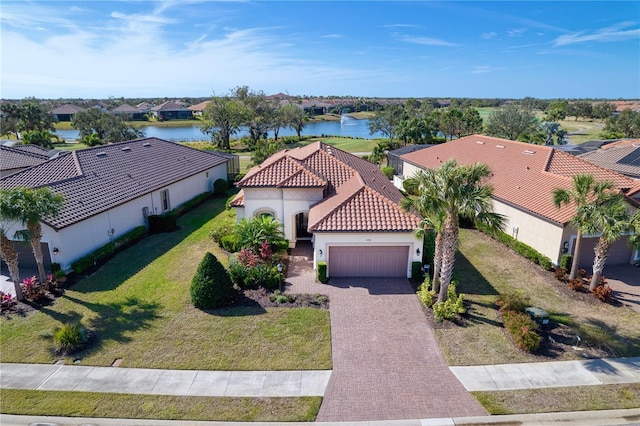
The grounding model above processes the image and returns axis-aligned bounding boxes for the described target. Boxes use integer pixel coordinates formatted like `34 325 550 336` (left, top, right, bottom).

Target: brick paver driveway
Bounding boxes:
286 246 486 421
604 264 640 313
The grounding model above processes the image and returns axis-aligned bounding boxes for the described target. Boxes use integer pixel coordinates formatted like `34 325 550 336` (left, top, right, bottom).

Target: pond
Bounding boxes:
55 115 383 142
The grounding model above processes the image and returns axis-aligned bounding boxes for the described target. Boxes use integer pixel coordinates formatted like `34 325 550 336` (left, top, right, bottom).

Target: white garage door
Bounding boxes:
576 236 632 269
328 246 409 277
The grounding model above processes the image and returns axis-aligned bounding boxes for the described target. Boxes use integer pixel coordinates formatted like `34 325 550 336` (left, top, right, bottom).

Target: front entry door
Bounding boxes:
296 212 312 240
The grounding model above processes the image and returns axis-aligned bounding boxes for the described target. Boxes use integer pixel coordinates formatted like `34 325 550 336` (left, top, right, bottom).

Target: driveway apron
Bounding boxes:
286 250 486 421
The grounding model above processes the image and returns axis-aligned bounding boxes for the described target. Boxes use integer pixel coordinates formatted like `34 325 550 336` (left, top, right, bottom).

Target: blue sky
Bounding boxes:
1 1 639 99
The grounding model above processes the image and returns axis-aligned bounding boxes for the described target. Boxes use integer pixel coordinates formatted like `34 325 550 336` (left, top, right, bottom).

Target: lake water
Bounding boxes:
55 115 382 141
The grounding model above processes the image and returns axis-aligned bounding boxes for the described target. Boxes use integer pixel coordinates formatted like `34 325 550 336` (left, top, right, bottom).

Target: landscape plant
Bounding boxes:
53 322 87 354
190 252 236 309
433 282 466 322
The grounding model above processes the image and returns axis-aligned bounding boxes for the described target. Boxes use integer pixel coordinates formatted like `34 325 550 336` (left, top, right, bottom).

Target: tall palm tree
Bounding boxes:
0 228 24 301
552 174 614 280
0 187 64 282
581 193 635 290
405 160 505 302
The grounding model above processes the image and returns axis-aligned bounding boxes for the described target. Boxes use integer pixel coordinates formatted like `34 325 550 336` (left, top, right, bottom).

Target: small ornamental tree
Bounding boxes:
190 252 235 309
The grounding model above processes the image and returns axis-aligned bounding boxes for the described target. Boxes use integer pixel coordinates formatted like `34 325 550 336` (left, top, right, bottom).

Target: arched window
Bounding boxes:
254 209 275 219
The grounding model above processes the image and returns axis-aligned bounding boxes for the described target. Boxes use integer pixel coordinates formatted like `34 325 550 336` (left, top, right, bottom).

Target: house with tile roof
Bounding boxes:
188 100 210 116
150 101 193 121
111 104 145 121
229 141 422 278
50 104 84 122
0 138 229 272
0 145 62 177
400 135 640 269
578 139 640 180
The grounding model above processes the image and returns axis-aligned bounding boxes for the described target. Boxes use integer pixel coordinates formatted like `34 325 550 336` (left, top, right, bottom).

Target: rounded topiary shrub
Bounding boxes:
190 252 236 309
213 178 228 196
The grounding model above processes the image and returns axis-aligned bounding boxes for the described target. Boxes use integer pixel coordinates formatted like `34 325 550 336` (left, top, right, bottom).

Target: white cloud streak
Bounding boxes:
553 23 640 47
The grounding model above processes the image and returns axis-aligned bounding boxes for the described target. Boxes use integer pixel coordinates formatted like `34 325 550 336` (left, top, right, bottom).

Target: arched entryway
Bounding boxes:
295 212 312 241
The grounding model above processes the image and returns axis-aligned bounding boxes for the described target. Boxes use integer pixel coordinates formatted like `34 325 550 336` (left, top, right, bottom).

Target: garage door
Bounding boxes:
576 236 632 269
328 246 409 277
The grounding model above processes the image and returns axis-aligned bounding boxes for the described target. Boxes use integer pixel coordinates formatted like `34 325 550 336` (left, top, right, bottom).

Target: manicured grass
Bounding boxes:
0 195 331 370
53 142 88 151
434 229 640 366
0 389 321 422
473 384 640 414
53 119 204 131
476 107 499 122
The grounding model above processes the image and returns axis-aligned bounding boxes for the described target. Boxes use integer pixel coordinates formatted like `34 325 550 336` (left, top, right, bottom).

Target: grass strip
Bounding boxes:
473 384 640 414
0 389 321 422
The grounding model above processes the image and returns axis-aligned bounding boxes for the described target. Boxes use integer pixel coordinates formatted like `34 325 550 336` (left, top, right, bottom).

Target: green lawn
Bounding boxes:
1 390 321 422
0 195 331 370
434 229 640 366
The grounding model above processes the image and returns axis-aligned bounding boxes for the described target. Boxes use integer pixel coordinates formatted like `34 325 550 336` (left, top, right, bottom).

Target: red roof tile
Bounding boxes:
238 141 419 232
401 135 639 225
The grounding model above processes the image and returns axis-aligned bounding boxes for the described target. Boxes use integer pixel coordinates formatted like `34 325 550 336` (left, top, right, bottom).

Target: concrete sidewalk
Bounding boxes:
0 363 331 397
450 356 640 391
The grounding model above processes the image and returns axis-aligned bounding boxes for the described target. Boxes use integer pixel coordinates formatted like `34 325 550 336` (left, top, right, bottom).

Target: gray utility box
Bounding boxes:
525 307 550 327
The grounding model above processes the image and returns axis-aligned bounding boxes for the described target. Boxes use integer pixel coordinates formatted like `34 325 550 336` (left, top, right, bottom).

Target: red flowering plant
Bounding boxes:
0 291 16 313
20 276 47 301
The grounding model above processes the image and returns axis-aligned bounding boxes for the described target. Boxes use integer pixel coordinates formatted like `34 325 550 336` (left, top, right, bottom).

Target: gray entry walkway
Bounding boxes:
0 363 331 397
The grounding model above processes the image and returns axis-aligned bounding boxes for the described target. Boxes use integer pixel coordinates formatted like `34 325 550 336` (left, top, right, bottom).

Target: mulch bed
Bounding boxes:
239 287 329 309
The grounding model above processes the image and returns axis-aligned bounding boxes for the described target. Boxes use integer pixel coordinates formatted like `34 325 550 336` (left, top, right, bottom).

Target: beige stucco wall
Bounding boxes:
313 232 422 278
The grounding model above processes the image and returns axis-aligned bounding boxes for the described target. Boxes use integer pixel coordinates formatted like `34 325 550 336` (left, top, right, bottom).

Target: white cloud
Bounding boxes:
507 28 526 37
482 32 497 39
396 35 458 47
553 23 640 46
471 65 504 74
321 34 345 39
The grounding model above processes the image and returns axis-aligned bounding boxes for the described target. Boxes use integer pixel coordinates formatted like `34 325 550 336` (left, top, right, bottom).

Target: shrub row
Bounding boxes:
71 226 147 273
148 211 177 233
488 229 553 270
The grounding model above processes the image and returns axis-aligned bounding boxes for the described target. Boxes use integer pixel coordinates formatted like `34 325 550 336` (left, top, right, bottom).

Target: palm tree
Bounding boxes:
552 174 614 280
405 160 505 302
582 193 635 290
0 228 24 301
0 187 64 282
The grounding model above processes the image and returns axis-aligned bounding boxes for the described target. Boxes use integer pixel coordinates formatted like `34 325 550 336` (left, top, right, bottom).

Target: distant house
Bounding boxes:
0 145 62 177
136 102 153 113
0 138 230 271
51 104 84 122
578 139 640 180
399 135 640 269
300 100 332 116
150 101 193 121
111 104 145 121
230 142 422 278
188 100 210 116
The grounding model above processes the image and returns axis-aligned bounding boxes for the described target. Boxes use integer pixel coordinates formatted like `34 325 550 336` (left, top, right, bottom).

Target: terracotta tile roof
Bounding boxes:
188 101 210 112
237 141 419 232
401 135 639 225
600 139 640 149
50 104 84 114
111 104 142 114
1 138 228 230
151 101 190 112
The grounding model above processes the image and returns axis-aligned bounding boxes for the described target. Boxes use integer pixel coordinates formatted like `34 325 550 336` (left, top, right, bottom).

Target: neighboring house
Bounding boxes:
0 138 229 271
136 102 153 113
387 145 434 180
150 101 193 121
578 139 640 180
300 100 332 116
51 104 84 122
229 142 422 278
111 104 145 121
0 145 60 177
399 135 640 269
188 100 210 116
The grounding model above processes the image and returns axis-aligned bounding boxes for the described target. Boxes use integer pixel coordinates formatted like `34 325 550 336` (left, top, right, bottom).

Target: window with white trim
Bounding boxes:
161 189 171 212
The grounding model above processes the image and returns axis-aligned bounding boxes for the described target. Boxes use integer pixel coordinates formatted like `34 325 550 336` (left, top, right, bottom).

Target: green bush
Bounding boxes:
381 166 394 180
114 226 147 248
495 290 530 313
228 255 248 287
148 211 177 233
317 262 328 283
53 323 87 354
213 179 228 196
417 278 436 308
502 310 541 353
433 282 466 322
220 234 241 252
486 229 553 270
411 261 423 282
190 252 236 309
51 263 61 273
174 192 212 216
560 254 573 271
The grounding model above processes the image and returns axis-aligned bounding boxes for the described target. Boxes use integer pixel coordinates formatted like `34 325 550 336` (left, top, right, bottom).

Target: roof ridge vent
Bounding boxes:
143 142 151 147
476 141 485 145
523 149 536 155
121 147 132 152
496 144 505 149
96 152 107 157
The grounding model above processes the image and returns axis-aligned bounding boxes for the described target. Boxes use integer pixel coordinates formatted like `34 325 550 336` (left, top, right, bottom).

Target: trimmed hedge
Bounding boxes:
411 261 423 282
213 179 228 197
488 229 553 270
317 262 328 283
148 211 177 233
560 254 573 271
71 226 147 273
